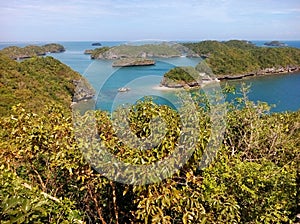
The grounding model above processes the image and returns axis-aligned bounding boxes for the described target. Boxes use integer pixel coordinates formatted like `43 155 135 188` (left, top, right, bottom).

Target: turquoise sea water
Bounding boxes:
0 40 299 112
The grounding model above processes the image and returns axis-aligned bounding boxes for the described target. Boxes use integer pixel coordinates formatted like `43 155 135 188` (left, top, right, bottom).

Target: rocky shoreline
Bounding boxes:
72 79 95 103
112 58 155 67
160 76 202 88
217 65 300 80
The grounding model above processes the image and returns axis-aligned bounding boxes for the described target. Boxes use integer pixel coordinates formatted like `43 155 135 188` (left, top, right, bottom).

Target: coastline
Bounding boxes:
152 85 182 91
217 65 300 81
154 68 300 91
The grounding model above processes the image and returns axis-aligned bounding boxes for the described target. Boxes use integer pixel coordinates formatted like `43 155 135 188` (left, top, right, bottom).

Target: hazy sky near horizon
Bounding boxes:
1 0 300 41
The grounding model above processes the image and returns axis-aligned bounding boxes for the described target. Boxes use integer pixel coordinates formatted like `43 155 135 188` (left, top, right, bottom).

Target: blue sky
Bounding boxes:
1 0 299 41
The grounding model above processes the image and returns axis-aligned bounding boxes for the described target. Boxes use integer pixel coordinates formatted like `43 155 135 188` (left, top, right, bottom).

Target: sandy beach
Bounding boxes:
152 85 182 91
152 79 220 91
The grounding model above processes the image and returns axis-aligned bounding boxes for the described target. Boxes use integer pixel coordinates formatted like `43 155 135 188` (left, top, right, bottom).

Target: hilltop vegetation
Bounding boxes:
184 40 300 76
0 43 65 60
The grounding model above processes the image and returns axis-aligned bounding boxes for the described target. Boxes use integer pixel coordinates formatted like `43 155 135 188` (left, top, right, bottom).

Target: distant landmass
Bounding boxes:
92 42 102 46
264 41 287 47
0 43 65 60
86 43 199 60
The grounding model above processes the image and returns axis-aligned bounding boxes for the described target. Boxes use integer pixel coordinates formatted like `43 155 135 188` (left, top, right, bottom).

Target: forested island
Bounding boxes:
0 43 65 60
184 40 300 77
159 40 300 88
0 43 299 223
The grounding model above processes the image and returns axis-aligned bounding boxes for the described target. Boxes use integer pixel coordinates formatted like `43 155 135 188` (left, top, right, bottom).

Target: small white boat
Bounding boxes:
118 87 131 92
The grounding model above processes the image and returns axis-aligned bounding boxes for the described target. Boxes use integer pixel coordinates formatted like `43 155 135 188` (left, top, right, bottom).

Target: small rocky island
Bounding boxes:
92 42 102 46
160 67 203 88
72 79 95 102
112 58 155 67
0 43 65 60
264 41 287 47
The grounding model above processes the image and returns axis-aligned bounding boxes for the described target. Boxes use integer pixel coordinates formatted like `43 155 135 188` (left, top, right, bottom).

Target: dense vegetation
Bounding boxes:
0 43 65 60
0 53 83 116
184 40 300 76
0 51 299 223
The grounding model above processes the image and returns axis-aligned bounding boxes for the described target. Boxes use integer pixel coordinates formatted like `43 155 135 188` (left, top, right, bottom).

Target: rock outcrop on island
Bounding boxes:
72 79 95 102
84 49 94 54
112 58 155 67
0 43 65 60
90 47 111 59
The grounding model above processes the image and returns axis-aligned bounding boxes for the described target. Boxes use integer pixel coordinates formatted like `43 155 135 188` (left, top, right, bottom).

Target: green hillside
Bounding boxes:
0 54 91 116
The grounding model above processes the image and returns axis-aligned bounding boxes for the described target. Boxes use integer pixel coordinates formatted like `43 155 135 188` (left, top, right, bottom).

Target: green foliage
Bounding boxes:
130 91 299 223
184 40 300 76
0 166 82 224
1 91 299 223
0 104 115 223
